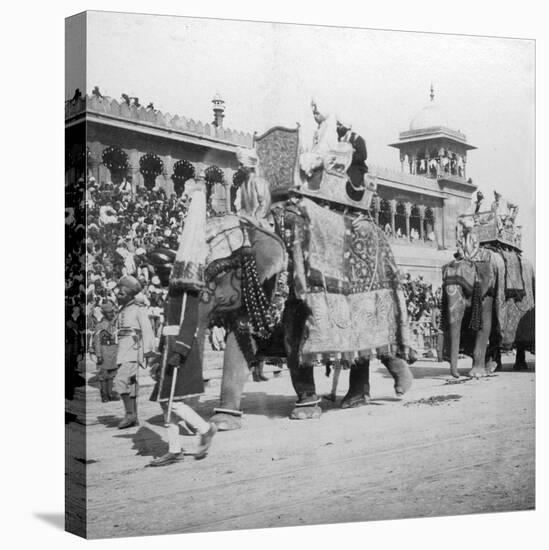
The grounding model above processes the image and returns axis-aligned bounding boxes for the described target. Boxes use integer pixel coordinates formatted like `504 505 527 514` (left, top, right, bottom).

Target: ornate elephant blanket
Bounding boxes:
281 197 412 362
443 248 535 352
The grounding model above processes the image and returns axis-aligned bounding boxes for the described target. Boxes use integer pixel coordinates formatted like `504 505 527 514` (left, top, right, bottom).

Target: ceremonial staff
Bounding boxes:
164 291 187 427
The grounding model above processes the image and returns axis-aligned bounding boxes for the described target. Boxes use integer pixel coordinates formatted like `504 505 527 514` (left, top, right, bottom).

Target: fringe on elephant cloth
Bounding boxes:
280 197 413 363
442 247 535 354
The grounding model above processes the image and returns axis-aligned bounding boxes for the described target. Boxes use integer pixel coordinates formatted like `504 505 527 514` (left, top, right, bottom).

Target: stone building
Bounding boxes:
65 92 252 215
372 85 477 284
65 86 477 285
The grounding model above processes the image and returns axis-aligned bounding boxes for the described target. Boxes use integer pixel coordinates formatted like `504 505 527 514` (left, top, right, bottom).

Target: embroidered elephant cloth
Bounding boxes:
281 198 412 362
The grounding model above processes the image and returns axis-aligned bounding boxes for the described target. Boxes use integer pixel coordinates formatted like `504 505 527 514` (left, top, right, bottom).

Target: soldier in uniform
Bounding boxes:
114 275 155 429
93 301 119 402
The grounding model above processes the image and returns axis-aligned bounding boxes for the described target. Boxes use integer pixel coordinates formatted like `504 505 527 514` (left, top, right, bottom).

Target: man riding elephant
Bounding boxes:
149 189 414 431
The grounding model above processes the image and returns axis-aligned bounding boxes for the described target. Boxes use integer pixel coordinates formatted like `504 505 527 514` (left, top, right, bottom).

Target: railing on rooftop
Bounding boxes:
65 95 254 148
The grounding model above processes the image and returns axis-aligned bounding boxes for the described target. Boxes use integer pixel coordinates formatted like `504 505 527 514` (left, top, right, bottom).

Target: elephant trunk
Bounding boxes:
445 284 466 378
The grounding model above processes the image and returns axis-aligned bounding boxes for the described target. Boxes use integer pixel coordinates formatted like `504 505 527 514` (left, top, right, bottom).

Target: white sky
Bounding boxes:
80 11 535 261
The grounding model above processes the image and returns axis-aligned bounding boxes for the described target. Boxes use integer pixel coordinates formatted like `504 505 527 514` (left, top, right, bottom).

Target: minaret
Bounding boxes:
212 93 225 128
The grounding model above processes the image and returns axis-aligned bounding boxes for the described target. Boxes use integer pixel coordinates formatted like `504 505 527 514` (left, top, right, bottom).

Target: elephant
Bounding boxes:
150 201 415 431
442 246 535 379
198 198 413 430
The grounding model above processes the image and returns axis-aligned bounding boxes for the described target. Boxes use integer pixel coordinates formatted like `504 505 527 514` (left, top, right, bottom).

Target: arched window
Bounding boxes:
424 207 436 242
416 149 427 174
102 146 129 185
205 165 226 214
410 205 421 240
139 153 164 191
171 160 195 197
395 202 407 238
230 168 247 213
378 198 392 232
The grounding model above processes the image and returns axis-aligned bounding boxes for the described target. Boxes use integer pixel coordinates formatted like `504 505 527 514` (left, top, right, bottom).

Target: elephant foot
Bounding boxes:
210 408 243 431
383 357 413 396
290 404 322 420
341 393 371 409
393 368 413 396
468 366 488 379
289 397 321 420
450 366 460 379
486 361 498 374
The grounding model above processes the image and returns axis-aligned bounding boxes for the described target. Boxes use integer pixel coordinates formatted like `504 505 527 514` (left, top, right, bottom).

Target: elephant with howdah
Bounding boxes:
442 246 535 379
150 205 415 430
185 195 414 430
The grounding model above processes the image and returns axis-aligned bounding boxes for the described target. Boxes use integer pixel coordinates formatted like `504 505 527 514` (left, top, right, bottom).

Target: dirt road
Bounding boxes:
73 354 535 539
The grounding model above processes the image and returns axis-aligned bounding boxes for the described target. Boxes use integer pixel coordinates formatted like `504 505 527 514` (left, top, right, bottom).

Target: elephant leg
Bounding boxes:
288 361 321 420
469 296 494 378
380 355 413 397
445 284 466 378
210 331 250 431
341 358 371 408
513 344 528 370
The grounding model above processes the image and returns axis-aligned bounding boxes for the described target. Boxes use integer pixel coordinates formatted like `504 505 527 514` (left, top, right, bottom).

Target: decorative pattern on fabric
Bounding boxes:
282 197 400 295
279 198 411 361
497 248 526 301
254 127 299 199
299 288 412 362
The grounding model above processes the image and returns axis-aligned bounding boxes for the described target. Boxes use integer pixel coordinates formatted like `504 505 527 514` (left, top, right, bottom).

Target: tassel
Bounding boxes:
469 279 483 331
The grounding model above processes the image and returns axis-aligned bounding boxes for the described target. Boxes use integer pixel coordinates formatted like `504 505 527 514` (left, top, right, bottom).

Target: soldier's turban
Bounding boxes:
236 147 259 168
336 114 352 130
117 275 142 296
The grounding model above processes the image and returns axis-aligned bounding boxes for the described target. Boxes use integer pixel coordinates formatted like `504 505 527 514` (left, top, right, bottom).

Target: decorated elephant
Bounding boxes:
150 201 415 430
442 245 535 379
199 194 415 429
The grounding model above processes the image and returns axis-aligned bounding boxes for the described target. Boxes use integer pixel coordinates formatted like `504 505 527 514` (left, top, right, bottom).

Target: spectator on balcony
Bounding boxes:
119 175 133 198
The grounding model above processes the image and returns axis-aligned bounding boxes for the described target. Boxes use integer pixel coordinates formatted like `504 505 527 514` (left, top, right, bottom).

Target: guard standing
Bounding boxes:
93 301 119 402
114 275 155 429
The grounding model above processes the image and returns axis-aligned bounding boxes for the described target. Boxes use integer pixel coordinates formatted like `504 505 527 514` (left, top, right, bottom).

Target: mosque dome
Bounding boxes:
409 85 449 131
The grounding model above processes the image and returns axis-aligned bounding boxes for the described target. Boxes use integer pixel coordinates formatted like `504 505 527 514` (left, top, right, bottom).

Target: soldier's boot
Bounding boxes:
252 363 269 382
99 380 109 403
195 423 218 460
106 379 119 401
148 452 184 467
118 394 138 429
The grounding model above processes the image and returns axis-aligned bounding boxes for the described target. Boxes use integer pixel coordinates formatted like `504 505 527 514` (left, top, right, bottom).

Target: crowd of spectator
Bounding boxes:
83 176 194 344
401 273 443 356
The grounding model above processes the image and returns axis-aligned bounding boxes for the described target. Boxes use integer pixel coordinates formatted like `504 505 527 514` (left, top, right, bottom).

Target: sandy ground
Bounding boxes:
68 353 535 539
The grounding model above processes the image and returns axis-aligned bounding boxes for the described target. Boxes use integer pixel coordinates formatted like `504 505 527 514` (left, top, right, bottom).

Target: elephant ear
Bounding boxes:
247 225 287 283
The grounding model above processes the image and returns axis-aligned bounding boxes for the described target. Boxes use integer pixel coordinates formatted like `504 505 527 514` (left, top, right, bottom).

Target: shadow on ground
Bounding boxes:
34 513 64 531
114 425 167 459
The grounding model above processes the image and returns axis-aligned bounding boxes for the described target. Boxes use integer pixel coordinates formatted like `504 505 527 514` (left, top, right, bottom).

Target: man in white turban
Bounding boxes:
234 147 271 227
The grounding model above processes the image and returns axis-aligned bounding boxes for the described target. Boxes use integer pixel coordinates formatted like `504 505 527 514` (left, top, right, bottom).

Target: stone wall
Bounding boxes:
66 95 254 148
